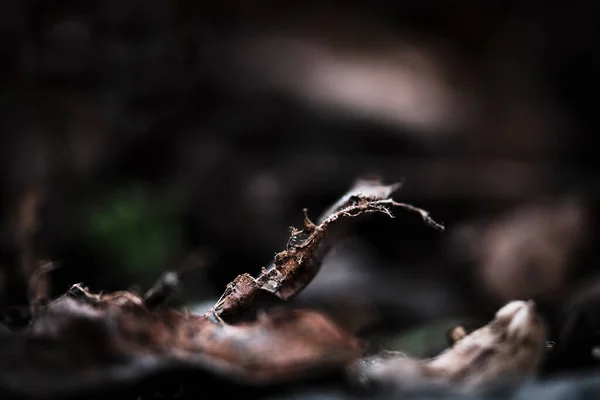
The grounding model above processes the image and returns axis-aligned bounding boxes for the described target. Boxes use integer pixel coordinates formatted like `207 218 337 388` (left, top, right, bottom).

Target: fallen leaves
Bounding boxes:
3 179 563 398
1 287 364 398
0 179 564 398
0 179 444 398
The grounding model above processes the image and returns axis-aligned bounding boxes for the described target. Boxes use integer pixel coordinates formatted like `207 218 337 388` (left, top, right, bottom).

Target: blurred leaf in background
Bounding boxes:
87 184 182 285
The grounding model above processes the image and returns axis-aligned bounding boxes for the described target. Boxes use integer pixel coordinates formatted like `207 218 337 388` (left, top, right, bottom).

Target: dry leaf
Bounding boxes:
1 283 363 398
210 179 443 315
349 300 547 392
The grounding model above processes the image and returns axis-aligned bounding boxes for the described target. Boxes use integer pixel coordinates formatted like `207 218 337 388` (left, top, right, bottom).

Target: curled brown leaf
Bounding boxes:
210 179 443 315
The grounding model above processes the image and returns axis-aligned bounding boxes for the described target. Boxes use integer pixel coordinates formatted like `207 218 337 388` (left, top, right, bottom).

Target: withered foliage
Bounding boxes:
210 179 443 315
0 283 363 397
0 180 443 399
349 300 547 393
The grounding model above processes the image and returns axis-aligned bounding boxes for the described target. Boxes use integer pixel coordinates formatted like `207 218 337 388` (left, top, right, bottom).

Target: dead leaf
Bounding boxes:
0 283 363 398
349 300 547 393
210 179 443 315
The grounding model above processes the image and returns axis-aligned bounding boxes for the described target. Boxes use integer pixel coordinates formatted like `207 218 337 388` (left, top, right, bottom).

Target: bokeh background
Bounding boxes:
1 1 599 360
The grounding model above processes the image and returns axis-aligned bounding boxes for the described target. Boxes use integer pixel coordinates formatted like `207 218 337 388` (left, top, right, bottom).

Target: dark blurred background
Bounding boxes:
1 0 599 356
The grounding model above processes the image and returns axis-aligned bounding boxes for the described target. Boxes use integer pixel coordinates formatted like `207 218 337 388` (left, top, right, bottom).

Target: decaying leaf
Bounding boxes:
349 300 547 393
0 282 363 398
210 179 443 315
0 179 443 398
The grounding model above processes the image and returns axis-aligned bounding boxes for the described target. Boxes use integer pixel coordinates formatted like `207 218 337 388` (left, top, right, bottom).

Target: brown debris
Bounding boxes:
0 280 363 397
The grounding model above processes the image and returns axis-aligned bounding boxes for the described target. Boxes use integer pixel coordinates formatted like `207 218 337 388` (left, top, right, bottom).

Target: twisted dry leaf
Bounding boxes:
349 300 547 392
210 179 443 315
